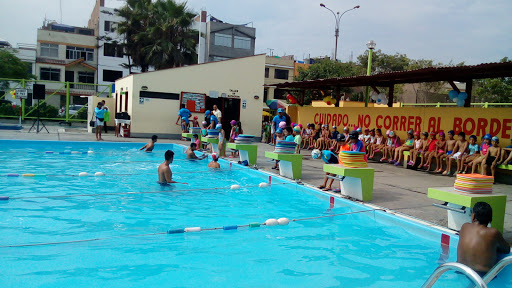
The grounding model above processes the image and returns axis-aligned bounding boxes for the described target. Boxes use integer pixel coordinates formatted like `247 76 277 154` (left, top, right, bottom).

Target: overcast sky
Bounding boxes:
1 0 510 64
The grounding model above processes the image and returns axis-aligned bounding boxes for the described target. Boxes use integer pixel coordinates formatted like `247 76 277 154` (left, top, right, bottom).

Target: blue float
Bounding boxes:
0 196 9 201
167 229 185 234
223 225 238 230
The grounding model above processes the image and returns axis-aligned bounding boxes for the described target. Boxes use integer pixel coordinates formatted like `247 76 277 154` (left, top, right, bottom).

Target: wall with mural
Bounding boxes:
288 106 512 142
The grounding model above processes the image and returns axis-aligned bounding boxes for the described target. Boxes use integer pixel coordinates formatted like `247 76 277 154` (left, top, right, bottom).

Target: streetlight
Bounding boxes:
365 40 376 107
320 3 360 62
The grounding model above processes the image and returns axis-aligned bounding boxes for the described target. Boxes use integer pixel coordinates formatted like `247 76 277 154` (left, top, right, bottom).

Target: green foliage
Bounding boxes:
116 0 198 72
26 103 59 119
74 107 88 120
473 57 512 103
0 103 18 116
357 49 410 73
0 50 33 79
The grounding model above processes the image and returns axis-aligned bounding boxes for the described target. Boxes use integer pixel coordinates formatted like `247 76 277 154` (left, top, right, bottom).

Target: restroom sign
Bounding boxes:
242 100 247 109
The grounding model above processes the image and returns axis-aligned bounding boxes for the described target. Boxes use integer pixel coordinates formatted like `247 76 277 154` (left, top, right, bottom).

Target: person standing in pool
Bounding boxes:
140 135 158 152
208 152 221 168
158 150 180 184
186 143 207 160
457 202 510 276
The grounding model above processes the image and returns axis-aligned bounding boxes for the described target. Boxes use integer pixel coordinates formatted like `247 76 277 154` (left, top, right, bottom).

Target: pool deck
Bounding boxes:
1 124 512 242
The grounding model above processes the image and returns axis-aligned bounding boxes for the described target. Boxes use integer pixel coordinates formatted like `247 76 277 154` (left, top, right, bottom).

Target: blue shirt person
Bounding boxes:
272 108 286 130
176 105 191 125
205 110 218 129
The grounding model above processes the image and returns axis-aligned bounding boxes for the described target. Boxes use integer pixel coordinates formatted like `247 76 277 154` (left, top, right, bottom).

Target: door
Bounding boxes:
65 71 74 88
222 98 241 134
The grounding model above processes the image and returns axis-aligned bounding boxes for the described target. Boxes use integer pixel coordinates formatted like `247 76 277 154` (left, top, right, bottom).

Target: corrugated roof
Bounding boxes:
275 61 512 89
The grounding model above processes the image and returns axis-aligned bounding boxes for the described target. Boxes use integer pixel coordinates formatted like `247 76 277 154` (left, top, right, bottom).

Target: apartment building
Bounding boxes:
263 56 295 102
203 19 256 63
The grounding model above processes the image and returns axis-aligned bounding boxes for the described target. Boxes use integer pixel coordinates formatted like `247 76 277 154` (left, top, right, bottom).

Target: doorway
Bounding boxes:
206 97 241 136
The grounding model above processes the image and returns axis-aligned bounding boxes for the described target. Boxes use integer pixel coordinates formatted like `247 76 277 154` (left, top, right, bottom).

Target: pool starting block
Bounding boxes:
181 133 197 145
202 137 225 154
428 187 506 233
227 143 258 165
265 152 302 180
323 164 374 201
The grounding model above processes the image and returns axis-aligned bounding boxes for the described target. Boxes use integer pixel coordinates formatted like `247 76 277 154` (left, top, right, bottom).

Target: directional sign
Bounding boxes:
15 89 28 99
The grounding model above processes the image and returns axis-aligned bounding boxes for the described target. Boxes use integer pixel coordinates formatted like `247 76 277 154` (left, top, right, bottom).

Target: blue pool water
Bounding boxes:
0 140 510 287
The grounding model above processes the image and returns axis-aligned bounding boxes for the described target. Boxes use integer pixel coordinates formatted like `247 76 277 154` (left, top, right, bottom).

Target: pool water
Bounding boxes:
0 140 510 287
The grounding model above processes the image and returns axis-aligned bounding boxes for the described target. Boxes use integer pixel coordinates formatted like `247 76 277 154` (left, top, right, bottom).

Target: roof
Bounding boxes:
275 61 512 90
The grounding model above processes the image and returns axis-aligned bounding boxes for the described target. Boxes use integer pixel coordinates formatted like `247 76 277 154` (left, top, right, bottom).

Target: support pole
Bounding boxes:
388 85 394 107
448 81 461 93
65 82 70 122
364 49 373 107
300 90 305 106
21 79 26 120
464 79 472 107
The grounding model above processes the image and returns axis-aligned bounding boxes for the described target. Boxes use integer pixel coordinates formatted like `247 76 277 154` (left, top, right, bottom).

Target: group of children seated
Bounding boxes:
290 123 511 177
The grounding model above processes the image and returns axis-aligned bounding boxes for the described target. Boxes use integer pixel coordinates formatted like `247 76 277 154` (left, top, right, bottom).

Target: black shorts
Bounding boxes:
486 156 496 166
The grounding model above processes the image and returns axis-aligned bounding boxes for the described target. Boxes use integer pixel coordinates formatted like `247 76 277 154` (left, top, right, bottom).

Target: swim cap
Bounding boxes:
491 136 499 142
469 135 477 140
483 134 492 140
344 127 349 131
332 126 337 129
349 130 359 139
230 120 236 125
422 132 429 137
276 128 283 134
448 130 455 135
194 116 198 120
407 129 414 135
298 124 303 128
429 131 436 135
293 126 301 133
414 131 420 136
386 130 391 136
202 121 207 125
365 128 370 132
205 110 211 116
216 124 222 129
389 131 395 136
211 152 218 160
278 121 287 129
291 122 296 127
439 131 445 136
356 127 362 133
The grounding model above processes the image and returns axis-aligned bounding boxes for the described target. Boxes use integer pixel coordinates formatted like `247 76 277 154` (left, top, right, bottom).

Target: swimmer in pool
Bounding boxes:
186 143 207 160
158 150 177 184
457 202 510 276
208 152 220 168
140 135 158 152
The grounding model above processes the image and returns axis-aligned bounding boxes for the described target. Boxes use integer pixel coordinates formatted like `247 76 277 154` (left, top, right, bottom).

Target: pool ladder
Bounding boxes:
421 256 512 288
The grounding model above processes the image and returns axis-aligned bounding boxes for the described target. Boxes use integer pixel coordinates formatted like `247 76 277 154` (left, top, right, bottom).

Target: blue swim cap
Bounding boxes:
321 150 334 164
205 110 211 116
491 136 499 142
276 128 283 134
483 134 492 140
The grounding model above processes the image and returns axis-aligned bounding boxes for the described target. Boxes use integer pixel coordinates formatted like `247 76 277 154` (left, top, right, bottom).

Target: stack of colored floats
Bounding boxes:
454 174 493 194
274 140 296 154
339 151 368 168
206 129 220 137
189 127 201 134
234 134 256 144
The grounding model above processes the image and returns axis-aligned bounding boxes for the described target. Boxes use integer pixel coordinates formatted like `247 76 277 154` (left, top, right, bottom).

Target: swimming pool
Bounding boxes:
0 140 510 287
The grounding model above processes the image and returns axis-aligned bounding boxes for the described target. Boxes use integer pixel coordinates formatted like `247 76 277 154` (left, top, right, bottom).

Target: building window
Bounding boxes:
104 21 116 32
78 72 95 84
214 33 232 47
24 62 33 75
103 43 123 58
40 68 60 81
212 56 230 62
274 69 289 80
273 89 286 100
66 46 94 61
234 36 251 49
102 69 123 82
40 43 59 58
265 68 269 78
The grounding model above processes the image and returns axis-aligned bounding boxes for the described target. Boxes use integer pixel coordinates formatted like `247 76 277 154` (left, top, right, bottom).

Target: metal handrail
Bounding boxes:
421 262 487 288
483 256 512 284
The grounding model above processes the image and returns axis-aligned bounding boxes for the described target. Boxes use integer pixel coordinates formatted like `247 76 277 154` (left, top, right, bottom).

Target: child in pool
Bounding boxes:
435 131 455 173
471 134 492 174
462 135 480 173
140 135 158 152
481 136 501 179
369 128 385 160
391 130 414 166
444 132 469 175
208 152 220 168
423 132 438 171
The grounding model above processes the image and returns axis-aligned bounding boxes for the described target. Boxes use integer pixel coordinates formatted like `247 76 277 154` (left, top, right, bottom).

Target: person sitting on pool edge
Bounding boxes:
317 149 339 191
158 150 187 185
208 152 220 168
186 143 207 160
140 135 158 152
457 202 510 277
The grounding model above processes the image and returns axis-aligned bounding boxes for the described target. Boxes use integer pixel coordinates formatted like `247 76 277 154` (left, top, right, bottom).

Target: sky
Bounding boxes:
1 0 511 65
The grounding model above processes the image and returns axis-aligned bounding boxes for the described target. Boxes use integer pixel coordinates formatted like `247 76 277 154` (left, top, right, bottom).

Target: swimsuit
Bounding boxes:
468 143 479 155
415 139 422 149
219 133 225 143
375 137 383 145
446 150 453 155
405 139 413 146
486 156 497 166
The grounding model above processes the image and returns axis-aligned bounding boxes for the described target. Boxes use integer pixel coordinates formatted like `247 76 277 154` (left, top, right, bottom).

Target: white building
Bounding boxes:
0 41 37 106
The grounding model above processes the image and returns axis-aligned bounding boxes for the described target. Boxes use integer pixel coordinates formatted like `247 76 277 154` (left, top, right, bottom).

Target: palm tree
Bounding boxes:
116 0 198 72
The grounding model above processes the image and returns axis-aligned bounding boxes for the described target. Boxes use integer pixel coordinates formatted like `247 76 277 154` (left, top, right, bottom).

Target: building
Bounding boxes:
35 22 101 107
87 0 147 87
202 19 256 63
263 56 295 102
105 54 265 138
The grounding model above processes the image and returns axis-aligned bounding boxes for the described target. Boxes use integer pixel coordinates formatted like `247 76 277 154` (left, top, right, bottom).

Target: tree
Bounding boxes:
475 58 512 103
294 59 361 106
357 49 410 73
116 0 198 72
0 50 35 92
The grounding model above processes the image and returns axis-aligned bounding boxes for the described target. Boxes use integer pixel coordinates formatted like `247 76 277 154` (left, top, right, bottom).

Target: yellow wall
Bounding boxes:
291 106 512 141
114 55 265 137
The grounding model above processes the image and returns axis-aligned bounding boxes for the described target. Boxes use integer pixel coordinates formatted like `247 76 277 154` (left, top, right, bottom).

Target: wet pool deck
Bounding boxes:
1 124 511 242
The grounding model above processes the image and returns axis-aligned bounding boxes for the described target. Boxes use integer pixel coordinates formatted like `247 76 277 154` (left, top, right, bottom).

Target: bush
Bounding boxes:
0 103 19 116
26 103 59 119
75 107 88 120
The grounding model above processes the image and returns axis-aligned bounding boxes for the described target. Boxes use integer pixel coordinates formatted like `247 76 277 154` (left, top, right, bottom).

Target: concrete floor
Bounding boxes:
1 123 511 241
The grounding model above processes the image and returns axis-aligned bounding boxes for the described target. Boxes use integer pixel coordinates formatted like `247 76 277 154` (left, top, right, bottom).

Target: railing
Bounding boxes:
482 256 512 284
401 102 512 108
421 262 487 288
0 78 111 123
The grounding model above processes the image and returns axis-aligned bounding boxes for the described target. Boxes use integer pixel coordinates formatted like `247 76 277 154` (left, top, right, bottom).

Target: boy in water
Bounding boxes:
158 150 187 185
435 131 455 173
444 132 468 175
481 136 501 179
208 152 221 168
186 143 207 160
457 202 510 276
140 135 158 152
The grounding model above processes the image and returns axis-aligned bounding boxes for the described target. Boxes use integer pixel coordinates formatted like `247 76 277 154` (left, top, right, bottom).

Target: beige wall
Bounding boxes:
36 29 97 67
113 54 266 138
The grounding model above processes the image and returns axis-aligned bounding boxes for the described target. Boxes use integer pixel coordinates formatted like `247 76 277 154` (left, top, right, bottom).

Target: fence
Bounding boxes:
401 102 512 108
0 78 111 123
